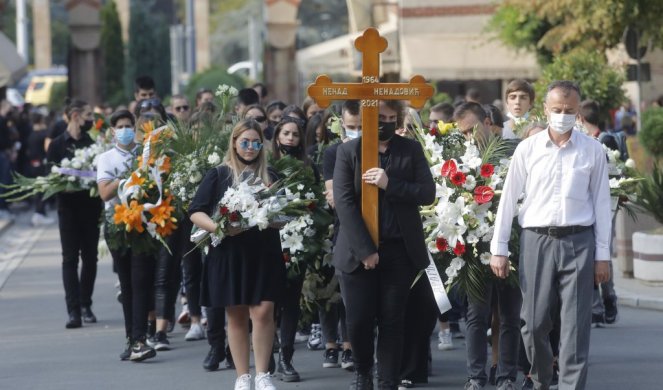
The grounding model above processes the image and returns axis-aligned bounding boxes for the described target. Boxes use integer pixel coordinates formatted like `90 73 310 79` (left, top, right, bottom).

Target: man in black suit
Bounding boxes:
333 100 435 390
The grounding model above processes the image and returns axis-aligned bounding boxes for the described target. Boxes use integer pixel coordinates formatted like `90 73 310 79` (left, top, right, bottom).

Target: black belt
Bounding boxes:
526 225 592 238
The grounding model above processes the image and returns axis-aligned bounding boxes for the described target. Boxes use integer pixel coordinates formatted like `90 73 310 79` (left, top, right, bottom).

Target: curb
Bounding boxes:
617 291 663 312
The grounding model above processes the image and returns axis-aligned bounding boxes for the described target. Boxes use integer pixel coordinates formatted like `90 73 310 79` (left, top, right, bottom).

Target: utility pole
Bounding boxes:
16 0 29 63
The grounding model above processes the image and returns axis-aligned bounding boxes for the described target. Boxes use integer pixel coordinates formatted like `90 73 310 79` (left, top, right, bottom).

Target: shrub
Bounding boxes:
640 107 663 158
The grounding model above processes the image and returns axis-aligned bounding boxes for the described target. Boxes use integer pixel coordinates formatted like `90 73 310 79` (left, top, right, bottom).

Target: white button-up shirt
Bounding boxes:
490 128 612 261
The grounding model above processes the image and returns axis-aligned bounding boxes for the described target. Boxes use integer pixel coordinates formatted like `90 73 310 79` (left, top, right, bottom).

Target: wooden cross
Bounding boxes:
307 27 433 246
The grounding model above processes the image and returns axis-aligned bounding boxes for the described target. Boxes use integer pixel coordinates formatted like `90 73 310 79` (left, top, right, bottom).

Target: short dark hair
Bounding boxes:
237 88 260 106
134 76 155 92
546 80 581 101
580 100 600 126
381 100 405 127
282 104 306 121
110 109 135 127
63 97 88 119
483 104 504 128
505 79 535 102
465 87 481 102
266 100 287 115
251 82 268 98
453 101 487 123
342 100 360 116
430 102 454 122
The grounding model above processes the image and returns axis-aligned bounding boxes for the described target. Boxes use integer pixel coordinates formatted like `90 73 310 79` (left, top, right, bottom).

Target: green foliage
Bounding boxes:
633 163 663 225
640 108 663 158
100 0 125 106
126 2 171 98
533 50 626 122
184 67 245 104
48 81 68 111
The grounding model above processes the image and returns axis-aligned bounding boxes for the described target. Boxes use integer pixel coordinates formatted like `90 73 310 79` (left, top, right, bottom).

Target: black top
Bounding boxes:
378 149 400 240
46 130 94 164
0 115 12 150
322 142 340 181
27 130 47 161
47 119 67 140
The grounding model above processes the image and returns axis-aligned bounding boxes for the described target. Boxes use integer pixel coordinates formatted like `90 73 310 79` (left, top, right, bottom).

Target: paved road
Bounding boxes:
1 215 662 389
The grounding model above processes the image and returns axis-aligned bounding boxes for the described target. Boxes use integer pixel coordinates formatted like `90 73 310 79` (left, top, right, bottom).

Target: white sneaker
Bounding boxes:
31 213 54 226
185 323 206 341
234 373 252 390
307 323 322 350
438 329 454 351
255 372 277 390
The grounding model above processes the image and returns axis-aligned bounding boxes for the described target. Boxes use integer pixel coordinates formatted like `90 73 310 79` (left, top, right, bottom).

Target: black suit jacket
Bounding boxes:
332 135 435 273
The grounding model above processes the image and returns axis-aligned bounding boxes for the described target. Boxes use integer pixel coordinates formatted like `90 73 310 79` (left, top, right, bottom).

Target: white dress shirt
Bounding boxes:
490 128 612 261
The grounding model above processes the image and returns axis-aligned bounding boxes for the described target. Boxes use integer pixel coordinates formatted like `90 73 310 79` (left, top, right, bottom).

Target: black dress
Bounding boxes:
188 165 285 307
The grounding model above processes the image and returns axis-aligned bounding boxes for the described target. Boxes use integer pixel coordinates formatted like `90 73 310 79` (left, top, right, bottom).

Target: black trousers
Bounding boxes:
339 240 416 390
56 193 102 315
400 275 438 384
207 306 226 348
278 271 306 349
154 226 186 321
180 218 203 318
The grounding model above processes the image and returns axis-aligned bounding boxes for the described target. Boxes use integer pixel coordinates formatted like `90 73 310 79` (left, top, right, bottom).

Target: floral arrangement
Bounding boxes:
106 124 178 254
413 120 519 302
167 144 224 210
604 144 642 215
1 142 109 201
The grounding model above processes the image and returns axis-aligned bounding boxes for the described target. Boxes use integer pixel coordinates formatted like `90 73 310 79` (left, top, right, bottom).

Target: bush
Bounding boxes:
640 107 663 158
533 49 626 122
184 67 245 104
48 82 68 111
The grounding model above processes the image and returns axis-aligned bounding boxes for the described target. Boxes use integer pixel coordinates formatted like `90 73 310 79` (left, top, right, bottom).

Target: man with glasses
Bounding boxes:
171 94 191 123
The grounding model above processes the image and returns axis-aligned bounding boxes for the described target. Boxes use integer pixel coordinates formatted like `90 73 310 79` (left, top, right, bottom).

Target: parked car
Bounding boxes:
24 73 67 106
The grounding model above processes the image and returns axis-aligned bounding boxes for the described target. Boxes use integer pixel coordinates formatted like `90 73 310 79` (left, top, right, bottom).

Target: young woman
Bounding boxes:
46 98 103 329
190 119 285 390
96 109 157 362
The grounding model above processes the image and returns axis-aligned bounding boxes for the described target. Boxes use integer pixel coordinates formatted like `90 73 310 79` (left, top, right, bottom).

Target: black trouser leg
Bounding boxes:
154 228 184 320
400 276 437 384
207 306 227 348
278 272 305 349
58 206 82 315
319 301 340 345
181 218 202 318
79 208 101 308
111 245 133 339
131 253 156 340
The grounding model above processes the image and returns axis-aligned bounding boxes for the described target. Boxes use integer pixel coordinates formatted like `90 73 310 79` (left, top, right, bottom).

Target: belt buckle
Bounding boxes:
548 227 561 238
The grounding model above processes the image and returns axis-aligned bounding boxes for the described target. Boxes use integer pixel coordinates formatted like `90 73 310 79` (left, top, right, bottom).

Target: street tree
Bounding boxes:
100 0 125 105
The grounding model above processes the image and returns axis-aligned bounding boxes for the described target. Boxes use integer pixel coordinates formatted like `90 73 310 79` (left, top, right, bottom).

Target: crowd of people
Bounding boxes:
0 75 636 390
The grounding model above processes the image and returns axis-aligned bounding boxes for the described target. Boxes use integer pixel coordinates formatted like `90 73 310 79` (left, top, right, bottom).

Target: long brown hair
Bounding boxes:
223 119 271 185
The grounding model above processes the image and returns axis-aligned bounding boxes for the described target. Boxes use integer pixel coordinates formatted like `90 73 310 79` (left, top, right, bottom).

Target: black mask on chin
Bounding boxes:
81 119 94 133
235 150 257 165
279 144 301 157
378 121 397 141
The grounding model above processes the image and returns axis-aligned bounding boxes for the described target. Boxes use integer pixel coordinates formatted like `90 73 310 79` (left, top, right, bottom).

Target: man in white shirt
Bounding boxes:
490 81 611 390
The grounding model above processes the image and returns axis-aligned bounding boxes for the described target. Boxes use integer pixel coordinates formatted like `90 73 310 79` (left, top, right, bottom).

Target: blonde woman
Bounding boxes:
189 119 285 390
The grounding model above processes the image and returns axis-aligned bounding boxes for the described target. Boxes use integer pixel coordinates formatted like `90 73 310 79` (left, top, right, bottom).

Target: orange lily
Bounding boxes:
149 195 175 228
126 171 146 187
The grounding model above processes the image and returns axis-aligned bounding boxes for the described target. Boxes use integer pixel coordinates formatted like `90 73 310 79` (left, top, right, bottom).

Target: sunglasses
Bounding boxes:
174 105 189 112
139 98 161 109
250 115 267 123
239 139 263 150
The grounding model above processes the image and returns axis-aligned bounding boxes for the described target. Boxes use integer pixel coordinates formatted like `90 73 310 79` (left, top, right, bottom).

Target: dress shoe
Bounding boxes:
82 306 97 323
276 346 300 382
350 371 374 390
202 346 225 371
66 312 82 329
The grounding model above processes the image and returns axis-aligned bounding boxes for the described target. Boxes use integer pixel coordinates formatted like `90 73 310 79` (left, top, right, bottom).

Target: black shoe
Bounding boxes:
119 337 131 361
489 364 497 385
591 313 605 328
202 346 225 371
341 349 355 370
129 339 156 362
277 347 300 382
604 296 618 324
81 306 97 323
65 312 82 329
225 345 235 369
147 331 171 351
323 348 340 368
521 376 534 390
350 371 373 390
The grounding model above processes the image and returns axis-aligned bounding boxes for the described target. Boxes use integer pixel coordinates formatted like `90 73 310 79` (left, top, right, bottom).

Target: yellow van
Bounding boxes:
25 74 67 106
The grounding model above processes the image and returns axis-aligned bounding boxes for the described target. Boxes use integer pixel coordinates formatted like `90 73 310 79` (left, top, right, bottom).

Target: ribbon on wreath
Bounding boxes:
55 167 97 178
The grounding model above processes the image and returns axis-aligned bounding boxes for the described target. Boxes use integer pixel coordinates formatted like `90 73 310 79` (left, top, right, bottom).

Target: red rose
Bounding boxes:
429 127 438 137
480 163 495 178
453 241 465 256
220 206 229 216
283 252 290 263
441 159 458 177
229 211 240 222
435 237 448 252
450 171 466 186
474 185 495 204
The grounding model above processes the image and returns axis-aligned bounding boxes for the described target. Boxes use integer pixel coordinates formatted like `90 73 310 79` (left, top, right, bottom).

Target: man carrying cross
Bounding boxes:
332 99 435 390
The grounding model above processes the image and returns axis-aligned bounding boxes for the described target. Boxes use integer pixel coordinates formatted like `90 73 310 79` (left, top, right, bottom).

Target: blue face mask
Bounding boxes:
115 127 135 145
344 127 362 139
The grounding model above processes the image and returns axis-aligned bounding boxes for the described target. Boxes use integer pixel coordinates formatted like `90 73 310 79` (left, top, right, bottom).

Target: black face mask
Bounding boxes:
279 144 301 156
81 119 94 133
378 121 397 141
235 150 257 166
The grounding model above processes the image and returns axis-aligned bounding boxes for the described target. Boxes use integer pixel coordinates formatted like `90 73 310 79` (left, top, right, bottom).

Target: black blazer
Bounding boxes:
332 135 435 273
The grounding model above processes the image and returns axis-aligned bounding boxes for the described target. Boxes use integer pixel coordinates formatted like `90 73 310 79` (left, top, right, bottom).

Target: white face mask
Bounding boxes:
548 113 576 134
344 128 362 140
